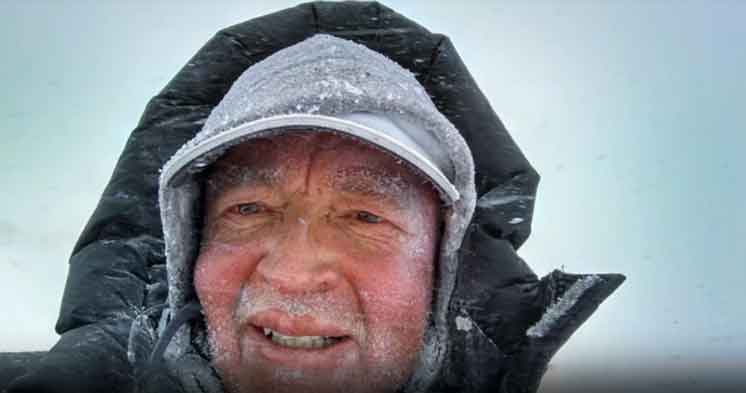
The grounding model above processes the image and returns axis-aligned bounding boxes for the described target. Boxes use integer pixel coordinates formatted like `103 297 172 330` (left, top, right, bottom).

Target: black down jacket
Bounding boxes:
6 2 624 393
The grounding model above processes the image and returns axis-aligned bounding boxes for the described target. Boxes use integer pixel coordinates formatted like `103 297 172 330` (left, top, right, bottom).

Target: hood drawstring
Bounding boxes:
149 300 203 364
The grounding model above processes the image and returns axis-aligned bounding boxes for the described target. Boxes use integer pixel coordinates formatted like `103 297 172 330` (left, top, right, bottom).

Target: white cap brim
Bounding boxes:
161 113 460 205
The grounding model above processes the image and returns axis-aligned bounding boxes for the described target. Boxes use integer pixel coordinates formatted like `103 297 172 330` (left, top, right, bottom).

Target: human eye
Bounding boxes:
221 202 272 221
355 210 384 224
233 202 265 216
207 201 276 243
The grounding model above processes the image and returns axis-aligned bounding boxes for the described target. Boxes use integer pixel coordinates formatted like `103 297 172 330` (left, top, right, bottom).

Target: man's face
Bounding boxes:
194 132 441 393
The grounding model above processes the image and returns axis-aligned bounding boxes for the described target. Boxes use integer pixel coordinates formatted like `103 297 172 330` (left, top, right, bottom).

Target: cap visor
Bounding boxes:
162 114 459 204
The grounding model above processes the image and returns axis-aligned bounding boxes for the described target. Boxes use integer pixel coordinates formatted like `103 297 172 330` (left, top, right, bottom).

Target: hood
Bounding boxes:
158 33 476 392
4 3 623 393
115 2 624 392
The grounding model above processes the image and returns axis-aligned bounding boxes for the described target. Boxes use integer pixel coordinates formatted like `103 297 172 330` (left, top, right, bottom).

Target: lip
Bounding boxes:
241 309 358 368
247 309 351 338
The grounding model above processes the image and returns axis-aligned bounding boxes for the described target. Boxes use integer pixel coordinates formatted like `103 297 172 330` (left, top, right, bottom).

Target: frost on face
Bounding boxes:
204 164 282 202
192 132 444 393
327 165 413 209
234 286 366 338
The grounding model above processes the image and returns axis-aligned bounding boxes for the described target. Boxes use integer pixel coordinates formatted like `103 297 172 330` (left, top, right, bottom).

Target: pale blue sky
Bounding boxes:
1 0 744 385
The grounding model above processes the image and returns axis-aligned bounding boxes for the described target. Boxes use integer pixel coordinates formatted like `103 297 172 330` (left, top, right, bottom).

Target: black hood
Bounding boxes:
5 2 624 393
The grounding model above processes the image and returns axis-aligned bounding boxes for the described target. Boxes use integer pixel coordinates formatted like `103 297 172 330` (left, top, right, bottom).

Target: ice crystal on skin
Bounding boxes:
526 275 603 338
205 165 282 201
328 166 410 202
234 285 366 338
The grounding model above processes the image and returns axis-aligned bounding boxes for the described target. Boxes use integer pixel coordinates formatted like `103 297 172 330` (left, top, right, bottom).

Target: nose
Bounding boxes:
253 218 343 294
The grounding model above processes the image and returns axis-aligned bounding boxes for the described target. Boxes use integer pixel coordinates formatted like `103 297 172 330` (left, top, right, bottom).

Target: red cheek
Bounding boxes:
194 243 263 312
362 279 430 321
351 253 433 343
194 242 268 365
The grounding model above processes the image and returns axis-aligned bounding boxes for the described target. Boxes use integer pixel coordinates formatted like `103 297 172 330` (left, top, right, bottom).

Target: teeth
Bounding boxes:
262 328 341 349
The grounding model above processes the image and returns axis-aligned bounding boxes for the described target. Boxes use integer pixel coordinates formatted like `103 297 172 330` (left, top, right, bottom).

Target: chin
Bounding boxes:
215 350 413 393
220 370 407 393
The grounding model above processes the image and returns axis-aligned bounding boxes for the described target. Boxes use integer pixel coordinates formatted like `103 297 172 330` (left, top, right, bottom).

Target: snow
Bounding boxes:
455 315 473 332
476 192 534 209
526 275 603 338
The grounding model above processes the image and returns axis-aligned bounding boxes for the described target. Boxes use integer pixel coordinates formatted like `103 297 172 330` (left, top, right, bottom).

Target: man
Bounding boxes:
193 131 444 393
151 33 477 393
194 132 442 393
6 3 623 393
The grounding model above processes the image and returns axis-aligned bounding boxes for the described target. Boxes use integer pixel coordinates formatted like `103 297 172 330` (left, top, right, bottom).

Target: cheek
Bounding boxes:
195 245 255 306
361 273 431 329
354 252 434 362
194 242 264 350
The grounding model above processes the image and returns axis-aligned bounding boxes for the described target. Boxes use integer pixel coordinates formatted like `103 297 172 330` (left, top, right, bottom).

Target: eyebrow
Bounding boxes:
204 164 281 201
329 166 412 210
204 163 418 210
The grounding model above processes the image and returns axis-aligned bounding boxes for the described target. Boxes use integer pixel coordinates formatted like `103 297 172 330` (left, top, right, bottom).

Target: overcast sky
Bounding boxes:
1 0 744 387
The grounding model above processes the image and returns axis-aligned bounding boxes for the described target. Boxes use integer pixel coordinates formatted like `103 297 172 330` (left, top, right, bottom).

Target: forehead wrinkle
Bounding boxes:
299 134 330 196
207 132 329 202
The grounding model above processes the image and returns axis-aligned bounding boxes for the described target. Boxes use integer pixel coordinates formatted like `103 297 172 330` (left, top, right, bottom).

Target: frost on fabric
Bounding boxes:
526 275 602 338
127 312 158 365
476 189 534 209
454 315 473 332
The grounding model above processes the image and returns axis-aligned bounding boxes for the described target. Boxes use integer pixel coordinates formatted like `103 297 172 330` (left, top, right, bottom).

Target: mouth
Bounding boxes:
258 326 347 350
242 309 358 366
239 312 360 369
